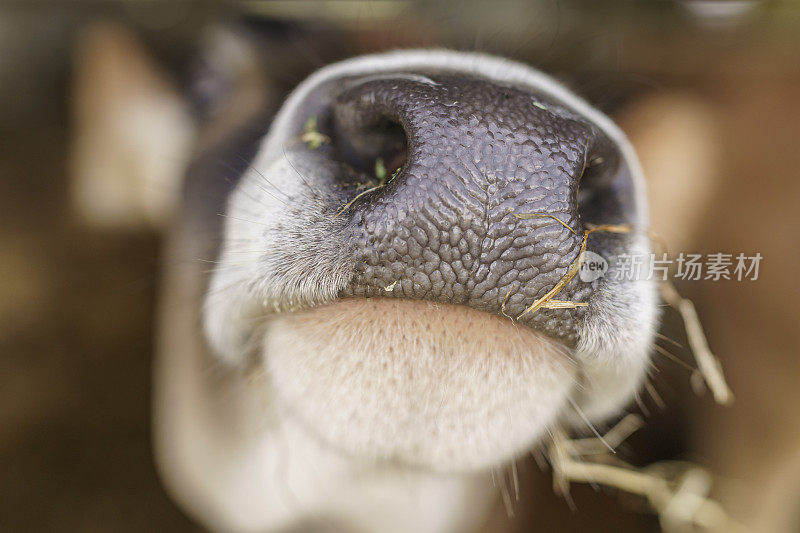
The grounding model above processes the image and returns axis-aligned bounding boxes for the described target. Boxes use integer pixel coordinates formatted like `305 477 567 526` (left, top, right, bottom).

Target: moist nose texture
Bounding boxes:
335 74 597 345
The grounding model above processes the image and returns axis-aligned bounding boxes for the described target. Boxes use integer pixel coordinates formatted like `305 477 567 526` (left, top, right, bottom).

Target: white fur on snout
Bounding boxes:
570 232 659 424
264 298 576 470
205 155 353 364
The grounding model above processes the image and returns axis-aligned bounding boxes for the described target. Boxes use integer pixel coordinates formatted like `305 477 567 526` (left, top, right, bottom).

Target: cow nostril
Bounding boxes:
577 155 604 212
576 141 632 225
331 113 407 180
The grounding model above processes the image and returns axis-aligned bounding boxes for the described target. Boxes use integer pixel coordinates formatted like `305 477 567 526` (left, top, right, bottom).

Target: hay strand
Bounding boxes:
660 280 734 405
548 421 747 533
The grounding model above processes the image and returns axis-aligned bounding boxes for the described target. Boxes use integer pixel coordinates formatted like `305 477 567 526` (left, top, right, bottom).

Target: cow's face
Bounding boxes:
204 50 658 471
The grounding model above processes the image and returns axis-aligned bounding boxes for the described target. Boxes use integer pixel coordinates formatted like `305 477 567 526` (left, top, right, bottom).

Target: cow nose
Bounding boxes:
332 74 603 345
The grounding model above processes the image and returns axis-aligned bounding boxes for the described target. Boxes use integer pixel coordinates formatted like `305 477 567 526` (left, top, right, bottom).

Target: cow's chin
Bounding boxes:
262 298 577 472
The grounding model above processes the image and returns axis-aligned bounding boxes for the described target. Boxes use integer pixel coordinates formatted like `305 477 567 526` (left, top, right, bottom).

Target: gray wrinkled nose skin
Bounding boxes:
335 76 609 344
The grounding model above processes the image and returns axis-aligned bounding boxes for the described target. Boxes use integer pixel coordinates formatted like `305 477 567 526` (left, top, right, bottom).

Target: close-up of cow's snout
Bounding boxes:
188 51 659 529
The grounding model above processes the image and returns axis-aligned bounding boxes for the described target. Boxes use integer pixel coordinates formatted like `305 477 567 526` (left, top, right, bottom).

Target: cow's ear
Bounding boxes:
616 91 723 253
69 20 197 229
68 17 340 230
183 24 282 155
184 18 348 149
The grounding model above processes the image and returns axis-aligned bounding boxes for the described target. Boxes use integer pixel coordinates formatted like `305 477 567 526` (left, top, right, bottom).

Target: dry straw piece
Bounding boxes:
548 416 747 533
659 279 734 405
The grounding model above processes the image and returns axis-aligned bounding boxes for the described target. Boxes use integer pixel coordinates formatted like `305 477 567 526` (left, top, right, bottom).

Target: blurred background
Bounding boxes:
1 0 799 531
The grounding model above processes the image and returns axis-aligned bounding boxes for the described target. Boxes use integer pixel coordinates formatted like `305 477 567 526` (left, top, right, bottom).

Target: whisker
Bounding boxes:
221 173 273 209
498 466 515 517
643 379 666 410
634 392 650 417
511 459 520 502
653 344 695 373
566 396 614 453
282 146 321 197
655 332 683 349
217 212 270 227
235 155 293 203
